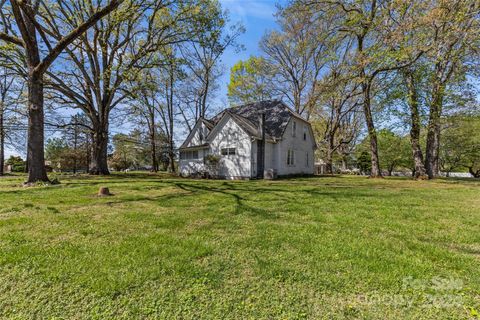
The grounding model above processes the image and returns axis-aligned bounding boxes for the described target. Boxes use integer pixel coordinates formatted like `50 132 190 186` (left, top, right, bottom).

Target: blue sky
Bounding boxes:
216 0 283 105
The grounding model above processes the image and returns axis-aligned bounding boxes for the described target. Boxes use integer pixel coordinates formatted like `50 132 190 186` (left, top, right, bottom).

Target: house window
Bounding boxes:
180 150 199 160
303 125 307 141
199 130 204 143
292 121 297 137
305 152 309 167
221 148 236 156
287 149 295 166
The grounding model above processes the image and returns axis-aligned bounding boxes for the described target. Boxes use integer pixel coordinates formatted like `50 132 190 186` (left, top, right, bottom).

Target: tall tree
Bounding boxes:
260 5 330 118
128 71 162 172
401 66 428 179
178 1 244 128
227 56 277 105
385 0 480 179
296 0 426 177
0 0 121 182
127 47 181 173
158 50 178 173
45 0 219 175
422 0 480 178
314 44 362 174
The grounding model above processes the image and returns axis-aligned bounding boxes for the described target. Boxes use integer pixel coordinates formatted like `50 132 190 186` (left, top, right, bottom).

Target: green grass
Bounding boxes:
0 173 479 319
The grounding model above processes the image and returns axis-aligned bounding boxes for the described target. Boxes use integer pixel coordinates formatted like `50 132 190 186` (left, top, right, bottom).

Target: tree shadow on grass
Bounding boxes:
174 180 379 201
86 180 277 219
62 179 171 186
172 182 276 218
2 176 433 215
438 177 480 185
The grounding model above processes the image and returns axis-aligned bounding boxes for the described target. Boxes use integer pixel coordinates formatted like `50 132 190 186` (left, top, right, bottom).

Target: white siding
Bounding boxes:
179 148 207 176
251 140 275 177
209 117 252 179
186 121 210 147
265 142 274 170
251 140 257 177
275 118 315 176
179 120 211 176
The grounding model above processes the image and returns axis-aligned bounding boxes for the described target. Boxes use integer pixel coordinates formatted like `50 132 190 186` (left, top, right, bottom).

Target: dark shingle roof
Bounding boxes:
227 112 266 139
210 100 303 139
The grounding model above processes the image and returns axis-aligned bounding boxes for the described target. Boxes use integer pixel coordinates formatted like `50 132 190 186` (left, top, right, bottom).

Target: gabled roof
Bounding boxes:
179 117 212 149
227 111 274 140
201 118 215 130
209 100 304 140
180 143 209 150
202 110 271 143
180 100 316 150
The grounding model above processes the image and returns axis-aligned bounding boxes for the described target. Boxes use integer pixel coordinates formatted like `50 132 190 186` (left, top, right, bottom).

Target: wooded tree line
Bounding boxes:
228 0 480 179
0 0 242 182
1 0 479 181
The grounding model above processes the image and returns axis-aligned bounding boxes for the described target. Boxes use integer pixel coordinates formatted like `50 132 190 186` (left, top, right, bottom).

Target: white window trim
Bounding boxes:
221 147 237 156
287 149 295 166
180 150 200 160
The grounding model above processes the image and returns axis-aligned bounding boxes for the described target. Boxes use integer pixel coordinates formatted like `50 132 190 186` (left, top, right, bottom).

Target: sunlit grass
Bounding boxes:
0 173 479 319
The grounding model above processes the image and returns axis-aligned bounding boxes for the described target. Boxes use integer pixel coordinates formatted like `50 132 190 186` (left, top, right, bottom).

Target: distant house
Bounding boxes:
3 164 12 173
179 100 316 179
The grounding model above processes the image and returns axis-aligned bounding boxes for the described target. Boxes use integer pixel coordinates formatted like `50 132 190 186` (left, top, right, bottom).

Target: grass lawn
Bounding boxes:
0 173 479 319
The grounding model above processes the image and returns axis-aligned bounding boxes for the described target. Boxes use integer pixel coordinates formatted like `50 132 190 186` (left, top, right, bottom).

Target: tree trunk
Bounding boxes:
89 126 109 175
341 157 347 171
167 66 175 173
0 111 4 176
325 133 334 174
468 167 480 178
73 125 78 174
149 112 158 172
325 155 333 174
150 136 158 172
404 70 427 179
200 73 209 119
86 132 92 171
168 137 175 173
150 131 158 172
425 85 444 179
388 164 394 176
26 73 49 183
362 82 382 178
356 33 382 178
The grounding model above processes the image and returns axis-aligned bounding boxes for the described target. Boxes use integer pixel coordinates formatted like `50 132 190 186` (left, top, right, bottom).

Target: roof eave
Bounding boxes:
179 143 209 150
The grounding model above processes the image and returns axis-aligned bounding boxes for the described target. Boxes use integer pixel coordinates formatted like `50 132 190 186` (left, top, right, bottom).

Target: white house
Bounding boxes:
179 100 317 179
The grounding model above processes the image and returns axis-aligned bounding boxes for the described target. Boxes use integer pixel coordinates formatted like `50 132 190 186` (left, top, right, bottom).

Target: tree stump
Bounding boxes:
98 187 112 196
